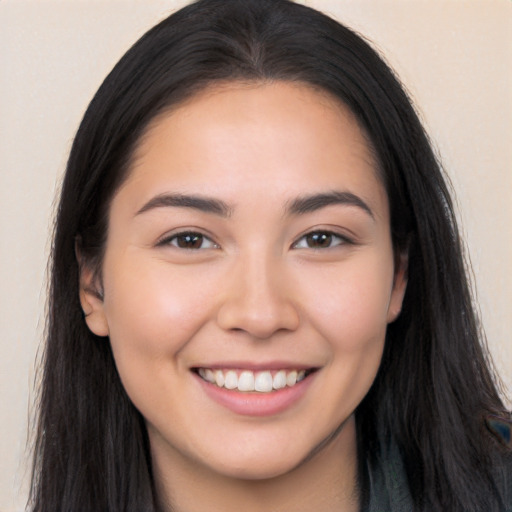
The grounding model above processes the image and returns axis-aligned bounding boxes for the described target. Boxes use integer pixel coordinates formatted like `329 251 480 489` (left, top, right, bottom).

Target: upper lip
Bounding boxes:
191 361 319 371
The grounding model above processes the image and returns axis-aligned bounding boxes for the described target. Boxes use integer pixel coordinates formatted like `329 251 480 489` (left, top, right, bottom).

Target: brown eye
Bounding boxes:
305 232 333 248
163 232 218 250
293 231 349 250
175 233 204 249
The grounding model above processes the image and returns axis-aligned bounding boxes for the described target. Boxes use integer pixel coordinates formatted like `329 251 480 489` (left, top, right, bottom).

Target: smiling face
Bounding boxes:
80 81 407 485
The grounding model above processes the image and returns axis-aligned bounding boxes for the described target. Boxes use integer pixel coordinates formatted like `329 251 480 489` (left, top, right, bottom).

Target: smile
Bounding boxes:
196 368 313 393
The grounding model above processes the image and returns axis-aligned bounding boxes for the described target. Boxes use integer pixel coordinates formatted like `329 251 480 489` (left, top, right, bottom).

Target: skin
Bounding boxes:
80 81 407 512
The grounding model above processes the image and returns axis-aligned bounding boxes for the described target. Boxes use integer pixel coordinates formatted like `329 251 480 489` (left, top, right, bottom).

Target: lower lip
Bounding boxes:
194 372 316 417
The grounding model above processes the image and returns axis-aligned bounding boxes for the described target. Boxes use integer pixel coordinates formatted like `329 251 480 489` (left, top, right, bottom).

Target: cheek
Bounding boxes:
100 254 224 424
102 253 220 366
299 258 392 417
299 256 394 352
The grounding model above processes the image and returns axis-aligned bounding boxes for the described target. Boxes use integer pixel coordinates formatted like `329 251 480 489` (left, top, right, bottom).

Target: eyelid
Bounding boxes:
155 227 354 251
156 229 219 249
292 229 354 249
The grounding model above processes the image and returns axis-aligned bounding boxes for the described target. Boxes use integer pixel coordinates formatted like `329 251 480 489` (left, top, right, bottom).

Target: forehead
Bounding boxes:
140 81 376 157
116 81 387 220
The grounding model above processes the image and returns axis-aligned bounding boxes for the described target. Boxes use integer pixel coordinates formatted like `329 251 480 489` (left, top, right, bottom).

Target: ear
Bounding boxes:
387 249 408 323
76 246 109 337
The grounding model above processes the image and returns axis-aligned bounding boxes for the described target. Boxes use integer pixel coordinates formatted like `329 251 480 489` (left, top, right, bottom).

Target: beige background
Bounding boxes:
1 1 510 510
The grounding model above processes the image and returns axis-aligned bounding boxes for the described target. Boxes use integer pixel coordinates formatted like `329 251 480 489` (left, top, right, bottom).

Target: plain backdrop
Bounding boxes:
1 1 511 510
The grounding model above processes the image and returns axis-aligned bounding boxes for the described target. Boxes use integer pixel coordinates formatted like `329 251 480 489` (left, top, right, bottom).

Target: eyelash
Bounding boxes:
292 230 352 250
157 231 219 250
158 230 352 251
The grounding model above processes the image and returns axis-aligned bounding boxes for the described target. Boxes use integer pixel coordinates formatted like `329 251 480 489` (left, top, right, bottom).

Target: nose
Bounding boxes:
216 253 300 339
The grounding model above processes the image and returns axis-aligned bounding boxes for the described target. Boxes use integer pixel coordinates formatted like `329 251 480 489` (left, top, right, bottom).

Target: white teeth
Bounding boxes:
214 370 225 387
238 371 255 391
286 370 297 387
254 371 273 392
224 370 238 390
273 370 287 390
198 368 215 383
198 368 311 393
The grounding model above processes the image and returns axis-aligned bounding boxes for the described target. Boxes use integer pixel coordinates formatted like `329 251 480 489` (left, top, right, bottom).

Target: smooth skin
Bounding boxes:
80 81 407 512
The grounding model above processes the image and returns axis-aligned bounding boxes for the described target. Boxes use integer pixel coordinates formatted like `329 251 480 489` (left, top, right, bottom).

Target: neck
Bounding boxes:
152 415 359 512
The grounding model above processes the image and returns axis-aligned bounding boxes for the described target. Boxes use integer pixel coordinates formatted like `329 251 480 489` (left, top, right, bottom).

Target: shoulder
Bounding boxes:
493 452 512 512
486 415 512 511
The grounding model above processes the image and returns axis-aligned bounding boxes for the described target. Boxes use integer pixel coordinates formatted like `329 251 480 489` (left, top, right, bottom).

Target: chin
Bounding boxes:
211 454 305 481
198 429 333 482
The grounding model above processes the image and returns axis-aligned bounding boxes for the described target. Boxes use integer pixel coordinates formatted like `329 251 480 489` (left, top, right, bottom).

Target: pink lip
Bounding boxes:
195 361 314 371
193 370 316 417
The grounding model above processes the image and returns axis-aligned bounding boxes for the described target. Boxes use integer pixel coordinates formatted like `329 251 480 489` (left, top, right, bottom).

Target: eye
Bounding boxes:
293 230 349 249
160 231 218 250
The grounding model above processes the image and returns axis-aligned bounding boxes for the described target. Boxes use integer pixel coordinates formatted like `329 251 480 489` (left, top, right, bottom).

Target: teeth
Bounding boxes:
286 370 297 387
254 371 273 392
214 370 225 387
273 370 287 390
238 371 255 391
224 370 238 390
198 368 311 393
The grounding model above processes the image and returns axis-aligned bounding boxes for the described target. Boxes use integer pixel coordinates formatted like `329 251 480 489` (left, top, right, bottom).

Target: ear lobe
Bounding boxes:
387 250 408 323
77 256 109 337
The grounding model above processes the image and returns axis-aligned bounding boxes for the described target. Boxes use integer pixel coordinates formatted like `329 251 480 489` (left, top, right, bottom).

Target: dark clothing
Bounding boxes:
367 438 413 511
367 418 512 511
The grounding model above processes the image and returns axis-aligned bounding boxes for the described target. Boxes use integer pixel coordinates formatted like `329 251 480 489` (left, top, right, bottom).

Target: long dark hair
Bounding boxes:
30 0 510 510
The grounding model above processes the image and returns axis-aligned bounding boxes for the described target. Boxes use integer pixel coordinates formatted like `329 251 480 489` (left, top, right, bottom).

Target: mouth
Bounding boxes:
193 367 317 393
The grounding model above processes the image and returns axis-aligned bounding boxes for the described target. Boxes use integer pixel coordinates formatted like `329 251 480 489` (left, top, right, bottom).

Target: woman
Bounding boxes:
30 0 511 510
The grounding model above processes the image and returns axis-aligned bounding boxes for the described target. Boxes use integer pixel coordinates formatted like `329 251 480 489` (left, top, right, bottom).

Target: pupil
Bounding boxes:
307 232 331 248
177 233 202 249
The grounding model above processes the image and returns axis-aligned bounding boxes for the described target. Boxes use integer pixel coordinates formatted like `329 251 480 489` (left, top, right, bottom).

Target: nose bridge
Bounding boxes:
216 246 299 338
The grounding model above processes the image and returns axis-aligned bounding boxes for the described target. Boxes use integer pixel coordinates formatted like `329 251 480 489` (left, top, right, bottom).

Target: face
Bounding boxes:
81 81 407 482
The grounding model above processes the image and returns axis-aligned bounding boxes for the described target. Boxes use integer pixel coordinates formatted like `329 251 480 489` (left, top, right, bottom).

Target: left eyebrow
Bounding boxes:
285 191 374 219
135 193 232 217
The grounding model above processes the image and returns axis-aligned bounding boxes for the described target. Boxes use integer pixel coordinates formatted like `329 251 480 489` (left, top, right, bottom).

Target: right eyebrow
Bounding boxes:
285 191 374 219
135 193 233 217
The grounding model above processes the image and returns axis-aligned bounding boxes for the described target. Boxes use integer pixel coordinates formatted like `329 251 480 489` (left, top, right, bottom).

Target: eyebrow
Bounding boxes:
285 191 374 219
136 193 232 217
135 190 373 219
